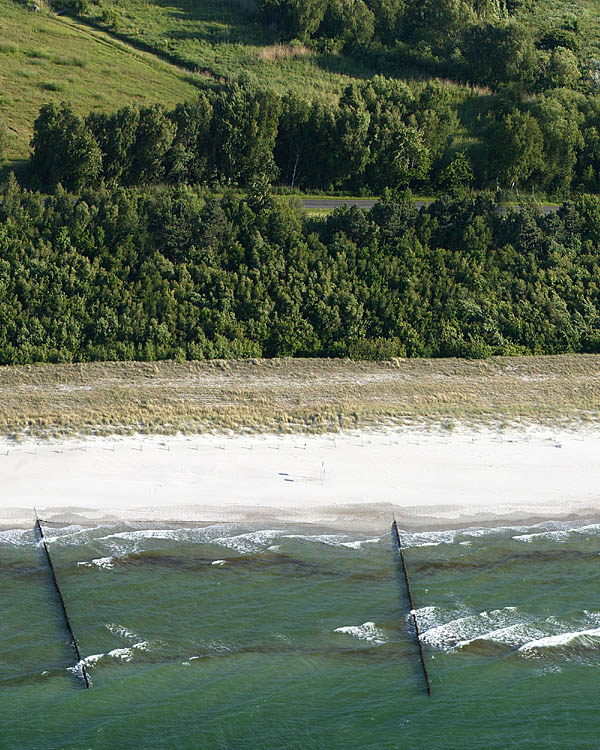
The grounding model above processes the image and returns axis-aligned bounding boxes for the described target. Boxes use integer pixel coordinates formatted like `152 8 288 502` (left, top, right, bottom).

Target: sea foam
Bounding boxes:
334 622 387 645
78 556 116 569
105 623 142 641
519 628 600 657
212 530 282 554
0 528 34 546
420 606 523 650
75 640 154 670
283 533 381 549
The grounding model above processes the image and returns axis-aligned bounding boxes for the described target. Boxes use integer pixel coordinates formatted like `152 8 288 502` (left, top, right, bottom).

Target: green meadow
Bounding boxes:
0 0 198 162
0 0 478 166
83 0 413 96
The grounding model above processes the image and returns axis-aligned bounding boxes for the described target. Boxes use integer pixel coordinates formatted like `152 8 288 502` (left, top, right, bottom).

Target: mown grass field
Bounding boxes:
2 355 599 439
0 0 198 162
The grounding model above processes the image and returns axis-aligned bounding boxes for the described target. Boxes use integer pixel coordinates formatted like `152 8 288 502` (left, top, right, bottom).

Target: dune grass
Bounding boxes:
1 355 599 440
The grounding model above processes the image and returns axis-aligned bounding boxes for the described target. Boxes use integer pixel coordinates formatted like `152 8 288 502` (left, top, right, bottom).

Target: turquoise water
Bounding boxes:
2 520 600 749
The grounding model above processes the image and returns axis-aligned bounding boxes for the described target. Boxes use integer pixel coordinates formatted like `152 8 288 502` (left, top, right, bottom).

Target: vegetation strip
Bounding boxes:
2 187 600 368
1 355 599 439
34 513 90 688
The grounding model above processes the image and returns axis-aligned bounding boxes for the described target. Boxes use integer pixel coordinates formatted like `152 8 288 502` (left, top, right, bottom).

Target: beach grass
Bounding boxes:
1 355 599 440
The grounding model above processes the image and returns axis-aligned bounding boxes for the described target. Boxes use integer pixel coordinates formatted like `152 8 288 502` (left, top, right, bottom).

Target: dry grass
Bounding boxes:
258 44 311 60
1 355 600 440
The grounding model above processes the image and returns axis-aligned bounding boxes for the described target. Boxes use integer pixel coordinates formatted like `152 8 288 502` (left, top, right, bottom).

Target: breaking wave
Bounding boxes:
334 622 387 645
513 523 600 544
68 641 154 673
211 530 282 554
105 623 143 642
78 556 116 569
283 533 382 549
417 604 600 661
519 628 600 658
0 528 35 547
419 606 522 650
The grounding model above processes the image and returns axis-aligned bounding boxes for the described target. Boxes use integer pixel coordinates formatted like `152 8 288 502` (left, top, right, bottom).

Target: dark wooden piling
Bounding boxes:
34 513 90 688
392 520 431 695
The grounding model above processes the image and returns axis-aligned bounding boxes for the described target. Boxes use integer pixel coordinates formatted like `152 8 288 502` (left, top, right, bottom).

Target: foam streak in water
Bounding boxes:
334 622 387 645
519 628 600 657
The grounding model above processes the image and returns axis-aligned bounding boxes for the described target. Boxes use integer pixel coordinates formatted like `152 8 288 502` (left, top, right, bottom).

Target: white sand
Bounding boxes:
1 427 600 531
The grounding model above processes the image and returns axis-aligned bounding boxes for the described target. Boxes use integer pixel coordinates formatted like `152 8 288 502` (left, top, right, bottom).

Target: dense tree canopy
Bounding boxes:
28 79 600 198
1 178 600 364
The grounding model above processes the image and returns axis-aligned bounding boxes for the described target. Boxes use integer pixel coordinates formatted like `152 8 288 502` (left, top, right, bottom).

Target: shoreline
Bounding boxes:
3 425 600 532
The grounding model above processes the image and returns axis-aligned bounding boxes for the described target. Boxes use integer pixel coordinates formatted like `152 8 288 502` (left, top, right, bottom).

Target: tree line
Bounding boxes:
27 79 600 197
1 176 600 364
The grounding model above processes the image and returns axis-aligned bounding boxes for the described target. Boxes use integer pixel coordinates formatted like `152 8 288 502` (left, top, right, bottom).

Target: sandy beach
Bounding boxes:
2 425 600 531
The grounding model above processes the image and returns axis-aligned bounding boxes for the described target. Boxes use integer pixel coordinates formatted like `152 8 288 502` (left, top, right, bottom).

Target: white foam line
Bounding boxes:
77 640 154 669
519 627 600 654
105 623 142 641
334 621 387 645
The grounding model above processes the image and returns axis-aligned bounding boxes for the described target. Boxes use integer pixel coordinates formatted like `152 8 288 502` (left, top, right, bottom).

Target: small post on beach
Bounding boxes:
391 519 431 696
34 510 90 689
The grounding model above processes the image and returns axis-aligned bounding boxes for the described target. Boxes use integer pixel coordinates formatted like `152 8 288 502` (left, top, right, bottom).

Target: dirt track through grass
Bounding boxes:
2 355 600 439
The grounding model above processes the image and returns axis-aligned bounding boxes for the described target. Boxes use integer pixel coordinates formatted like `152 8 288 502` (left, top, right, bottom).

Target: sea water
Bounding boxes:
1 519 599 749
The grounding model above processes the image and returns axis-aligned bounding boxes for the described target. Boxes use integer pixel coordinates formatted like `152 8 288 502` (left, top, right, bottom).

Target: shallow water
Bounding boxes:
2 520 600 748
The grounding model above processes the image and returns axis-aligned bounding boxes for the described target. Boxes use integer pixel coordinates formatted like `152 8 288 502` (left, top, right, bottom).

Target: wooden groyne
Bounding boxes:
391 520 431 695
34 512 90 688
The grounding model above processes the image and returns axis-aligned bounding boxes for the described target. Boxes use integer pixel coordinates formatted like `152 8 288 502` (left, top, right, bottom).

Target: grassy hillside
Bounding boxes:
0 0 480 166
86 0 600 92
0 0 199 162
83 0 406 96
1 0 596 190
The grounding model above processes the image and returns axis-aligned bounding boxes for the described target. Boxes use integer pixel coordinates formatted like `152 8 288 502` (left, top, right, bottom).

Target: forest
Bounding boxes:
1 176 600 365
2 0 600 365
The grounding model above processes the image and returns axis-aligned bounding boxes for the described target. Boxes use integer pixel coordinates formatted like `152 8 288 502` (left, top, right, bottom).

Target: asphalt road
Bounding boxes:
300 198 559 214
